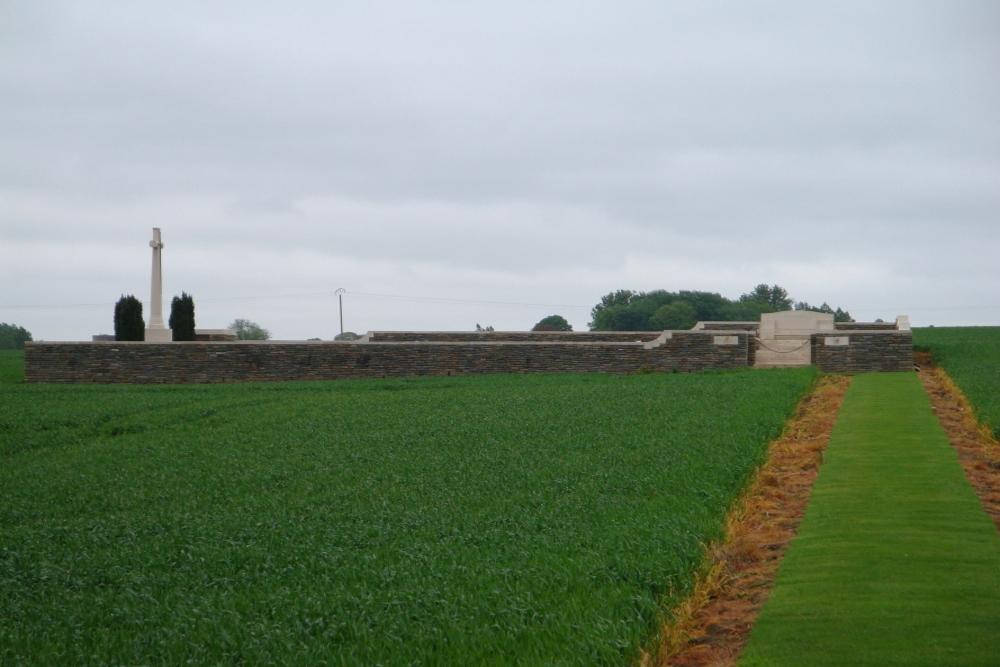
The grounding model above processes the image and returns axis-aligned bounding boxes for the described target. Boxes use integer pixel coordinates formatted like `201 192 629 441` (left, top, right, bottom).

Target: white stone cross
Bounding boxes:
144 227 173 342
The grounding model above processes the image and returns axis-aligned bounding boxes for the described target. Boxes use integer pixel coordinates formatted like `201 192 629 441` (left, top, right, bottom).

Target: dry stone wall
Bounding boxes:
25 331 750 384
25 326 914 384
811 331 914 373
698 321 899 333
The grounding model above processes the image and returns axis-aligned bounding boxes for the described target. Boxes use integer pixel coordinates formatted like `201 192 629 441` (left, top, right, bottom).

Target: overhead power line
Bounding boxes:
0 290 592 311
348 291 590 309
0 301 114 310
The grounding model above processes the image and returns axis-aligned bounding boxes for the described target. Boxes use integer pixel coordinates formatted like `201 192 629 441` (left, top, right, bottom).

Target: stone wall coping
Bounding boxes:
693 321 759 328
29 333 748 350
365 332 656 338
809 330 911 336
28 330 747 348
360 329 664 342
25 340 353 346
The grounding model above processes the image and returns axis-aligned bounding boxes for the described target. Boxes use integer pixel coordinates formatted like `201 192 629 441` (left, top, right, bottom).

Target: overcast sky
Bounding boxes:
2 1 998 340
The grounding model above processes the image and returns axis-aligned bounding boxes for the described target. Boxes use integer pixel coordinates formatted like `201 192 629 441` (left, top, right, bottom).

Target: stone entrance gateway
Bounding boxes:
755 311 836 368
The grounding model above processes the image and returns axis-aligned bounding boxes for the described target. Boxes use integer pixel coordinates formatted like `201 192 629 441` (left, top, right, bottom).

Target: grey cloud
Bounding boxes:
2 1 998 340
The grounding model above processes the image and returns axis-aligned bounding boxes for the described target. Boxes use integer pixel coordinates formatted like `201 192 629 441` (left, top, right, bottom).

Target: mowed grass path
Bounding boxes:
741 373 1000 666
0 362 814 665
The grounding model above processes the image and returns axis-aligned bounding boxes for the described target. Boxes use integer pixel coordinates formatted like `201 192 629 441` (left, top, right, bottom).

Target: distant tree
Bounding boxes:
716 300 776 321
794 301 826 313
588 290 637 329
532 315 573 332
169 292 196 341
595 289 636 311
674 290 732 322
794 301 854 323
0 323 33 350
590 289 728 331
649 301 698 330
229 319 271 340
740 284 792 311
114 295 145 341
475 324 495 332
834 307 854 323
334 331 361 341
588 284 851 331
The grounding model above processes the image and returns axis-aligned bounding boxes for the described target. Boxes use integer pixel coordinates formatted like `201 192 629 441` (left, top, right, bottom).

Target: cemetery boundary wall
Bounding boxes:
810 331 914 373
25 328 914 384
25 330 751 384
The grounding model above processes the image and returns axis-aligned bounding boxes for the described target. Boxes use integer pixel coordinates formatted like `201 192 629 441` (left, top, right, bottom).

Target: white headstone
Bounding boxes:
144 227 173 342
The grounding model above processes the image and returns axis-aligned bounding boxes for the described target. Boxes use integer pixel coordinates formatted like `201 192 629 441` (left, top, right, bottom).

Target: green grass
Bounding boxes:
913 326 1000 439
0 350 25 383
740 373 1000 666
0 367 815 665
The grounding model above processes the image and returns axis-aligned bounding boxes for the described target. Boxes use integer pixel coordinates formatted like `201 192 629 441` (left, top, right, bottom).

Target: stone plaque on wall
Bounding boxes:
713 335 739 346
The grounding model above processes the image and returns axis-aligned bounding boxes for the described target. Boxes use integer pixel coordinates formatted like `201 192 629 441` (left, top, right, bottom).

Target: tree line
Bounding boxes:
588 284 852 331
5 285 850 347
0 323 33 350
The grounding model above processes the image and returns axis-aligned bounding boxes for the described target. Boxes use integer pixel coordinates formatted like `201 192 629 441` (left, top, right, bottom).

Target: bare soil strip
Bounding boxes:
917 353 1000 532
643 375 852 667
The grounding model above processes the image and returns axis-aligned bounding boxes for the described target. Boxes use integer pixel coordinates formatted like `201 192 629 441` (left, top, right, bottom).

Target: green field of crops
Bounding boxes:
0 350 24 383
913 326 1000 438
0 357 814 665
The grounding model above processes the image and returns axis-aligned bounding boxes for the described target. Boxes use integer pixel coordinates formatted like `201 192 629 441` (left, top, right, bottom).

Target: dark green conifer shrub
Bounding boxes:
114 295 145 341
169 292 196 341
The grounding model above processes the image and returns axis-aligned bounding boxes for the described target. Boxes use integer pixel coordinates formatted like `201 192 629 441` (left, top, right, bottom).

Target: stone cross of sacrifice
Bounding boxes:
144 227 173 341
